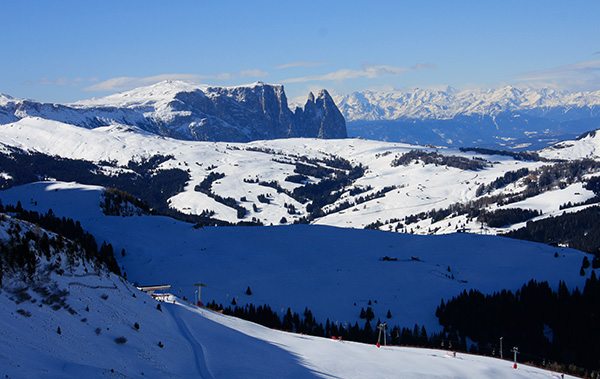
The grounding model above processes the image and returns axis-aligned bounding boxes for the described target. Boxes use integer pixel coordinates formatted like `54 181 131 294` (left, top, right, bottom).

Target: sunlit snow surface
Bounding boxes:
2 117 599 233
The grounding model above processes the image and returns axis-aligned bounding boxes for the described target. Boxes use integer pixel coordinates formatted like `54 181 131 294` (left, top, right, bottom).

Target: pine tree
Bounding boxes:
582 256 591 269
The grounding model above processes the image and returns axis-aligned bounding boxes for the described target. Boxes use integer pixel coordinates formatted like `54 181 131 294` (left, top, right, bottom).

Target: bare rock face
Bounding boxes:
291 90 347 139
0 81 347 142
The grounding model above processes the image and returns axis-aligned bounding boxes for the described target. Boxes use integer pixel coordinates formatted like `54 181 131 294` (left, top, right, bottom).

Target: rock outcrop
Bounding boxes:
292 90 347 139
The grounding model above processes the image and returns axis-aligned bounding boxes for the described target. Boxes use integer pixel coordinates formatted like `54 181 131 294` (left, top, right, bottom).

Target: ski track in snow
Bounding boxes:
166 304 214 379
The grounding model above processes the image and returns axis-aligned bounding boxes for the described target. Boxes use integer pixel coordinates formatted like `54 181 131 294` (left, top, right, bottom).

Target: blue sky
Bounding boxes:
2 0 599 103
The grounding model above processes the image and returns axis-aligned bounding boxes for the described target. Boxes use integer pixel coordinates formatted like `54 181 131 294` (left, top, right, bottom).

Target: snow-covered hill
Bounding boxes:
0 80 347 142
1 117 599 239
334 86 600 150
1 181 594 335
2 188 587 378
1 181 596 378
540 129 600 160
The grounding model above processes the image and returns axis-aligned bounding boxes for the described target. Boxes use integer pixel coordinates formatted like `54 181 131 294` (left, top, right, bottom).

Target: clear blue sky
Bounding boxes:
2 0 599 103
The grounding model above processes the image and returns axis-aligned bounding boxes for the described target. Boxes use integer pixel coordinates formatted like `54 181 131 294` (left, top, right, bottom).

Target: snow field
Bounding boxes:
1 182 595 336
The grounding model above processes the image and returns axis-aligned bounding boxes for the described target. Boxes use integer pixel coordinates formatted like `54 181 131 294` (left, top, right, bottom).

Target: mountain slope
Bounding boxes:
1 118 600 245
1 181 593 335
1 194 581 378
0 80 347 142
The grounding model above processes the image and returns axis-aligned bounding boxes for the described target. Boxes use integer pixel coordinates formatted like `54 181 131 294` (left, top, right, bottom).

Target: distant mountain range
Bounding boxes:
334 86 600 150
3 81 600 150
0 80 347 142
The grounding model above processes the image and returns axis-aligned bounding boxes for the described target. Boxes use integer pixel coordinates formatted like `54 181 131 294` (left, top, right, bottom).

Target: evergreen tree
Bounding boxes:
359 307 366 319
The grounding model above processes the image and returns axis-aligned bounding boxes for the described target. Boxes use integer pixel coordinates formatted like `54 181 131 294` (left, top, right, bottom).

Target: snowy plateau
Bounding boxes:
0 80 599 378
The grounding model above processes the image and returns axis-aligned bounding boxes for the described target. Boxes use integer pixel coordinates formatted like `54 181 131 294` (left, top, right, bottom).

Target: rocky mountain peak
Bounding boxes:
0 81 348 142
292 89 347 139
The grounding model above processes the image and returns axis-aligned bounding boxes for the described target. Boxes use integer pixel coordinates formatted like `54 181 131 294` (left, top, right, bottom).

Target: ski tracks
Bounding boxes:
166 305 213 379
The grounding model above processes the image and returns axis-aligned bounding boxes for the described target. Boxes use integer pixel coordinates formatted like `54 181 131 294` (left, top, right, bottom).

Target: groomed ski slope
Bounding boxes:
167 299 574 379
1 277 575 379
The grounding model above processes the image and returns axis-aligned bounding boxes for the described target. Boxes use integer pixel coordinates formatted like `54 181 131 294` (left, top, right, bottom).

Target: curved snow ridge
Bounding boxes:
72 80 211 108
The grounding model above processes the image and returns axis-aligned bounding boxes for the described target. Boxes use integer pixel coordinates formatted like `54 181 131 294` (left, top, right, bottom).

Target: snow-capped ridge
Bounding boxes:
337 86 600 150
0 93 17 106
72 80 211 108
335 86 600 122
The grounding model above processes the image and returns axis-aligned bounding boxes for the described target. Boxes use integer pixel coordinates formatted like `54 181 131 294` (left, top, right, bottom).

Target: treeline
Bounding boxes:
0 149 189 214
477 208 540 228
437 277 600 373
194 172 247 219
323 186 397 217
525 159 600 191
208 301 443 348
372 160 600 233
391 150 489 171
459 147 545 162
0 201 120 275
101 188 152 216
476 168 530 196
503 206 600 254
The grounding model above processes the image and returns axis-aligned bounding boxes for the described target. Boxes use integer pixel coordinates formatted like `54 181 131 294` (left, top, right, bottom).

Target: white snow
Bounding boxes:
334 86 600 122
540 130 600 160
0 209 584 378
1 182 594 337
72 80 211 108
1 117 599 236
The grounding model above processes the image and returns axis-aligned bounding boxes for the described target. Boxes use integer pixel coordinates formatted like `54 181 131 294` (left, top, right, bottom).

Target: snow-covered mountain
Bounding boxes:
334 86 600 150
2 89 600 376
336 86 600 121
0 80 347 142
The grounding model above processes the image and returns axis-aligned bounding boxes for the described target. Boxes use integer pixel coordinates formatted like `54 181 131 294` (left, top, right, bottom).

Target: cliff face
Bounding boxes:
291 90 348 139
0 81 347 142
